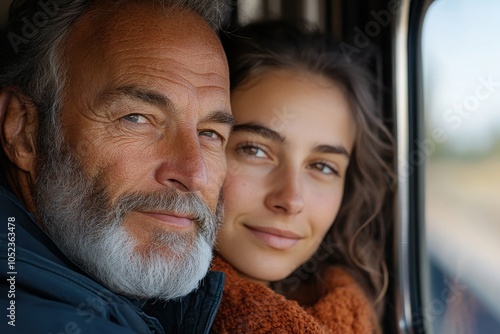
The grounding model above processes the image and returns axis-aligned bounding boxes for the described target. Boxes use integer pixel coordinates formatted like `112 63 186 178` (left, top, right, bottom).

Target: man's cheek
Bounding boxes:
206 154 228 188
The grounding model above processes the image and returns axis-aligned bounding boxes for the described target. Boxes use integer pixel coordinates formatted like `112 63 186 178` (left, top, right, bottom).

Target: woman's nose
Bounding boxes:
264 166 305 215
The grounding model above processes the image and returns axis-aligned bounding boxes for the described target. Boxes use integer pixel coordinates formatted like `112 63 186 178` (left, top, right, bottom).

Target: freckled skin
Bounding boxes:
58 2 231 249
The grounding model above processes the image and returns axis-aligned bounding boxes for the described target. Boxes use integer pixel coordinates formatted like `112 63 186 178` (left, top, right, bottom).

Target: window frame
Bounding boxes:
394 0 434 333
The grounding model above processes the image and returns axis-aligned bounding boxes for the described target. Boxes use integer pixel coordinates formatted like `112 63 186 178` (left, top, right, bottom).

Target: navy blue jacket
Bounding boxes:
0 184 224 333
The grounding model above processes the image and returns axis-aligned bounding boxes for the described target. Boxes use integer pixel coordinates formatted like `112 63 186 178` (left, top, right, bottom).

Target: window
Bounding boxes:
422 0 500 332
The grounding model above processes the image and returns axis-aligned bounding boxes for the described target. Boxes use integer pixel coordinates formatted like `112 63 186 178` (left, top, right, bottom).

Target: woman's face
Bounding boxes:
217 69 356 284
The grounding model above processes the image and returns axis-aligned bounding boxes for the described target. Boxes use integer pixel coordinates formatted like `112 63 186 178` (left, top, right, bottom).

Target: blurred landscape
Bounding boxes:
423 0 500 332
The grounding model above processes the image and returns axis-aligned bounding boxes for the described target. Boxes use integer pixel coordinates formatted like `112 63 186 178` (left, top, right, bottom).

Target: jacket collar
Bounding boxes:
143 271 225 334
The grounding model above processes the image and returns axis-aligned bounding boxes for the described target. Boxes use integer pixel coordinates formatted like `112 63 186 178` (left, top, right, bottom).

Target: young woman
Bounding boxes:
212 21 394 333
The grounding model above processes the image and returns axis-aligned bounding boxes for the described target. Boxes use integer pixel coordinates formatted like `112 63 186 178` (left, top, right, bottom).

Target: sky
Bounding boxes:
422 0 500 154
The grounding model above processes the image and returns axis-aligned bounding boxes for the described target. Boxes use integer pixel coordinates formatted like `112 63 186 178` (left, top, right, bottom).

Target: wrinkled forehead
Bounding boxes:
63 1 227 73
56 0 230 109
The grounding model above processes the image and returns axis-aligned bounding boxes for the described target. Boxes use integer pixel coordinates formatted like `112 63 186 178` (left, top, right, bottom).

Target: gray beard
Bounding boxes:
33 128 222 300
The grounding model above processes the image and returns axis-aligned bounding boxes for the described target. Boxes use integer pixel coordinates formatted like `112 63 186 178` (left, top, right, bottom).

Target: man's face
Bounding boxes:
34 2 232 299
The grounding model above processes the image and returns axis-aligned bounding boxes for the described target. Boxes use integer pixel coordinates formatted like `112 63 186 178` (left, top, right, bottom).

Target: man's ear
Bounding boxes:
0 87 38 177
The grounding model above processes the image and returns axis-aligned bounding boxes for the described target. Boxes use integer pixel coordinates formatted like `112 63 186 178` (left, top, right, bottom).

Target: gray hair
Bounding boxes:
0 0 227 141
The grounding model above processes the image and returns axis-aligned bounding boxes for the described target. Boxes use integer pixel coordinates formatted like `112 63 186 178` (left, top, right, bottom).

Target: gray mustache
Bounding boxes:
113 189 218 242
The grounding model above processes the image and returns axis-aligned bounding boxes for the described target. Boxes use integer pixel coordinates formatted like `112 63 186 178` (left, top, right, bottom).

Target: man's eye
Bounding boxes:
199 130 223 141
122 114 148 124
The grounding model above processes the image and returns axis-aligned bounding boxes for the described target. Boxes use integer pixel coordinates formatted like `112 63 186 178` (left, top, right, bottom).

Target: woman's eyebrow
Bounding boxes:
232 123 285 143
313 144 350 158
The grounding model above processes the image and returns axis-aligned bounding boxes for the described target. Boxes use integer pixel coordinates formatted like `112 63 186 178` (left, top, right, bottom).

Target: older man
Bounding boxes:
0 0 233 332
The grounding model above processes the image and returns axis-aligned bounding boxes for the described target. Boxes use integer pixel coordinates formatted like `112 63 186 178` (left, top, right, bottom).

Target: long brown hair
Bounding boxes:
221 20 395 320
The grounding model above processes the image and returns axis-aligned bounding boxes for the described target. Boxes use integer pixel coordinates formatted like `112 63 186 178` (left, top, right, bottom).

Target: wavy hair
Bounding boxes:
221 20 395 322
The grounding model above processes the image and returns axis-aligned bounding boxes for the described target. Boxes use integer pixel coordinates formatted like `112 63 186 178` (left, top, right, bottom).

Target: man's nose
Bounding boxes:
154 131 208 192
264 165 305 215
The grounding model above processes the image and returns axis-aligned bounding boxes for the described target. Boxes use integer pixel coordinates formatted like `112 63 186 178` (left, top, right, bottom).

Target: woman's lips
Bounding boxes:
140 212 193 228
245 225 301 250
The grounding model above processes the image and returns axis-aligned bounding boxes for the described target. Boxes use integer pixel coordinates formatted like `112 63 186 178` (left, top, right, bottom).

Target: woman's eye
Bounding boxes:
237 144 268 158
311 162 339 176
122 114 148 124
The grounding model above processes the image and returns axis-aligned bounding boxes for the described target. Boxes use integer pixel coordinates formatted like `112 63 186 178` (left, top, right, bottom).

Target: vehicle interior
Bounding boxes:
220 2 500 333
1 0 499 333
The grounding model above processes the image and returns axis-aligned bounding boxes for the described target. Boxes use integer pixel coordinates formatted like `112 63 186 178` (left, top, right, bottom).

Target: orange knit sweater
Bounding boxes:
211 255 377 334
